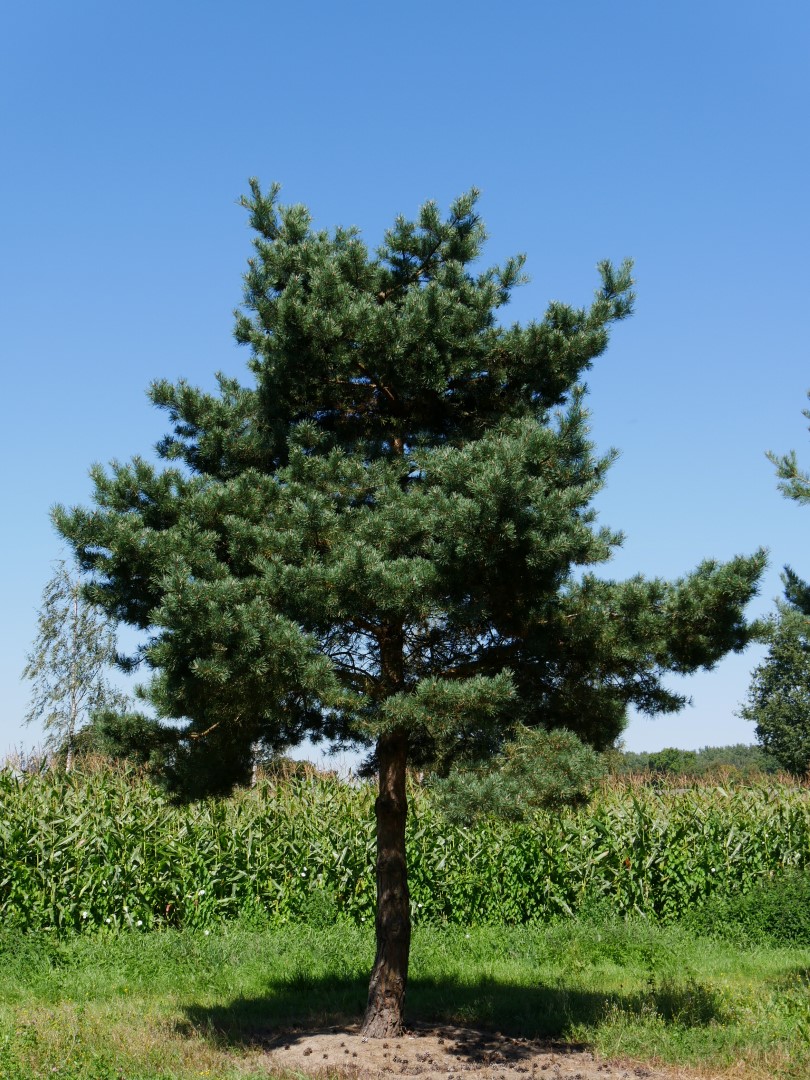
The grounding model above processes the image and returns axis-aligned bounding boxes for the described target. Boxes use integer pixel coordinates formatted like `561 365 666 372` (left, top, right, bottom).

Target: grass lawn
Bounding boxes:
0 918 808 1079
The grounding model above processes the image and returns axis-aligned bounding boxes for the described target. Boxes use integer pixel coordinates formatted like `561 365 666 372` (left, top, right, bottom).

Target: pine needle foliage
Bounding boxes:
768 392 810 509
767 392 810 617
431 726 605 824
740 606 810 775
53 183 764 789
741 395 810 774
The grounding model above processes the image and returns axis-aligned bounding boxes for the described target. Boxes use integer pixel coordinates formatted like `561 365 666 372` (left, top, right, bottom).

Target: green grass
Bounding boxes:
0 919 808 1079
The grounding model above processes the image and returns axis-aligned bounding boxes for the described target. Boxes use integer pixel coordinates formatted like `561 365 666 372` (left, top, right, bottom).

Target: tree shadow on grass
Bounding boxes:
179 970 728 1050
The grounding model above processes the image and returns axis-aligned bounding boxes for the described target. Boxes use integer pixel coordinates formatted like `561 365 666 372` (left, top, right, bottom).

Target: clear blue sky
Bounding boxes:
2 1 808 758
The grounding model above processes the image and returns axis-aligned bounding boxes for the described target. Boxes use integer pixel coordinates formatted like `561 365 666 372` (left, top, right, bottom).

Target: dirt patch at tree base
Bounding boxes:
258 1022 712 1079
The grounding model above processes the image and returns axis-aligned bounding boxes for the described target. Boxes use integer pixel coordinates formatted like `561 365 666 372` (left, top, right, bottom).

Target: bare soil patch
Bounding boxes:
258 1022 711 1080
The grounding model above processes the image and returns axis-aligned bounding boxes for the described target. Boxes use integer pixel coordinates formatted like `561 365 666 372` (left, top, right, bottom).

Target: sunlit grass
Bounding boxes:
0 920 808 1079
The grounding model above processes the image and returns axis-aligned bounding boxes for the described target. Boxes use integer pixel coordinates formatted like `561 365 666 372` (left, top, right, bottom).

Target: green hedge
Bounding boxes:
1 764 808 932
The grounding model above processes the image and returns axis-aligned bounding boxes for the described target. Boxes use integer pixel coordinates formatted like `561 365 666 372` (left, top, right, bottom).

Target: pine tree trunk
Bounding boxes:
361 730 410 1037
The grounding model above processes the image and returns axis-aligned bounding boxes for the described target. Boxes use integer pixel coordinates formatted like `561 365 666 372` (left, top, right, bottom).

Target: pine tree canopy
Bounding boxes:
55 183 766 796
740 604 810 775
740 394 810 775
768 391 810 616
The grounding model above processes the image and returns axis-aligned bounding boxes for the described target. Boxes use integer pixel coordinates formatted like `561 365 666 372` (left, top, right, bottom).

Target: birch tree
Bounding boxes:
22 560 127 769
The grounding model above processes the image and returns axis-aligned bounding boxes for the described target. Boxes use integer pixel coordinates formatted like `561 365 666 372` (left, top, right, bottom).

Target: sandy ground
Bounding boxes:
258 1022 711 1080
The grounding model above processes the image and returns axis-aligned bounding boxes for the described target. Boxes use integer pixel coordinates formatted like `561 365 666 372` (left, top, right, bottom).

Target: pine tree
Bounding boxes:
22 560 128 770
55 183 765 1035
740 395 810 773
767 391 810 613
740 605 810 774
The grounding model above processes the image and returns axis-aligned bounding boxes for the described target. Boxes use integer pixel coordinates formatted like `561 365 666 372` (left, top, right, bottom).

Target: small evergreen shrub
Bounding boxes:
430 726 605 824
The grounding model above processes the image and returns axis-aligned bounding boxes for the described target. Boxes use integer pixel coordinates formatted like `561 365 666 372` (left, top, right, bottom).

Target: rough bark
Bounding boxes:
361 729 411 1037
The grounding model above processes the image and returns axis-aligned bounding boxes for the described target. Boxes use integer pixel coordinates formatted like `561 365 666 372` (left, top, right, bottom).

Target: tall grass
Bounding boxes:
1 760 808 933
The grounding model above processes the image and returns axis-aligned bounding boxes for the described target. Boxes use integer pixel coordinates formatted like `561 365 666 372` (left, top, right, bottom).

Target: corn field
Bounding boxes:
1 762 808 933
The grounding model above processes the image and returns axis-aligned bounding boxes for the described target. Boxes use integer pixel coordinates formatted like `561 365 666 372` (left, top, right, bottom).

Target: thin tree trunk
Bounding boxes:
67 590 79 774
361 729 410 1037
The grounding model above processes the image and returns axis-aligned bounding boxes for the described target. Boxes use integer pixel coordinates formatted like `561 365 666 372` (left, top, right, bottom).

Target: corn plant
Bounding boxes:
0 762 808 933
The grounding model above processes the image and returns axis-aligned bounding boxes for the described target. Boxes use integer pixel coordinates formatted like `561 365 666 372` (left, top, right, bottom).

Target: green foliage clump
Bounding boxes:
2 762 809 934
431 726 605 823
685 869 810 945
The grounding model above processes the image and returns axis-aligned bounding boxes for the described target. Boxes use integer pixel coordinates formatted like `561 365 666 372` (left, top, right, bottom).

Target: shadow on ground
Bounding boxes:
179 970 728 1049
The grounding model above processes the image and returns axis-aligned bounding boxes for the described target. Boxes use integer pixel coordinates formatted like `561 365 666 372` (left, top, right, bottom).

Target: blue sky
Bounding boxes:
2 1 808 758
